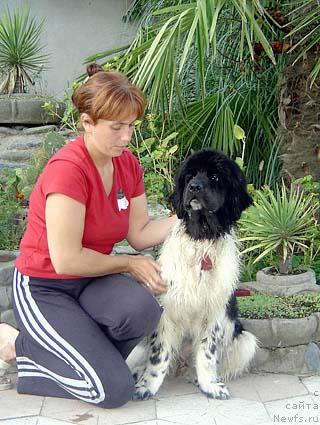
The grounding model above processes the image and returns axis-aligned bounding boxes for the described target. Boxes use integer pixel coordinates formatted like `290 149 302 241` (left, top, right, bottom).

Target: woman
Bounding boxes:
0 64 177 407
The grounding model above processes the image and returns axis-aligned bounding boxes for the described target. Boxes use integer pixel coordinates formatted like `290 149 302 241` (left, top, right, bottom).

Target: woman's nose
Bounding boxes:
121 126 133 142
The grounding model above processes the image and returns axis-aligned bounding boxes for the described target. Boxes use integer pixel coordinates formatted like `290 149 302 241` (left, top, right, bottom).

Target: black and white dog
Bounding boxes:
128 149 257 400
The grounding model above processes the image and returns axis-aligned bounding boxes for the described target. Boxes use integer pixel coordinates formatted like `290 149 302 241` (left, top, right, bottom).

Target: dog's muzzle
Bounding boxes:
186 177 207 211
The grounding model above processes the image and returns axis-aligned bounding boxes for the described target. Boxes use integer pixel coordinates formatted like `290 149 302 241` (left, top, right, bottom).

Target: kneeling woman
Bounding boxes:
0 64 177 408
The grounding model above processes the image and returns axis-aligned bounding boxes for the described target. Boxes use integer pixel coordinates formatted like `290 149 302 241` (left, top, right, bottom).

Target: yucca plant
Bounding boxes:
239 182 319 274
0 7 49 94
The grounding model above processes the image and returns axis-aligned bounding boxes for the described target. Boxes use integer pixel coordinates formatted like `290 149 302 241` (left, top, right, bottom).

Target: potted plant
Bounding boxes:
234 182 320 374
0 6 63 124
237 292 320 374
238 181 320 296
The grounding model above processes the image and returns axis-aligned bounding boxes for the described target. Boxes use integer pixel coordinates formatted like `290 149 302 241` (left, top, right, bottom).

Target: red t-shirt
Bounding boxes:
15 135 145 279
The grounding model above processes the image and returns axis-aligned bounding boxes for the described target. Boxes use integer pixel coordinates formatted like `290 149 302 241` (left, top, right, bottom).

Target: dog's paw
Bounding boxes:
132 385 155 401
199 381 230 400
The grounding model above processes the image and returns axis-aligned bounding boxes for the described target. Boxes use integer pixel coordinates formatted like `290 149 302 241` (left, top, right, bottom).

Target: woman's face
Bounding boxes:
83 113 137 159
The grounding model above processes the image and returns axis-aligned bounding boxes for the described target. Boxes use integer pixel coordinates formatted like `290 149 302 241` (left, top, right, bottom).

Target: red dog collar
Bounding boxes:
201 255 213 271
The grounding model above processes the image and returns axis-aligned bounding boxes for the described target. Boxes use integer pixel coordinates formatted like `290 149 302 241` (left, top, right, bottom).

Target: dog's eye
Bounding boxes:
210 174 219 182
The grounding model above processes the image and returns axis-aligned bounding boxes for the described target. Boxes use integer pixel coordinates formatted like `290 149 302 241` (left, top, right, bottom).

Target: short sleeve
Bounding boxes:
130 153 145 197
41 159 89 205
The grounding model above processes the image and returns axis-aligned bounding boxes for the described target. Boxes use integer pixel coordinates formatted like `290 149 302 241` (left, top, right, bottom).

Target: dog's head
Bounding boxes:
172 149 252 240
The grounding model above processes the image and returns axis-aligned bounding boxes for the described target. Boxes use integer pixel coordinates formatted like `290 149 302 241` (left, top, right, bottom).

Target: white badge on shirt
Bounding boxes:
117 188 129 211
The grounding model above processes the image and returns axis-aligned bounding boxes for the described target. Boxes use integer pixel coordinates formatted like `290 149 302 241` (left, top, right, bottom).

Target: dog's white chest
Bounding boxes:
158 222 240 330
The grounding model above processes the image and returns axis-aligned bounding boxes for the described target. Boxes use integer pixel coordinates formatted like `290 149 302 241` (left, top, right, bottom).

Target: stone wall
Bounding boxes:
0 125 74 170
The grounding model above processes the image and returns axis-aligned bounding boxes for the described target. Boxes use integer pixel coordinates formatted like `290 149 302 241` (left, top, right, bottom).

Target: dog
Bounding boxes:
127 148 258 400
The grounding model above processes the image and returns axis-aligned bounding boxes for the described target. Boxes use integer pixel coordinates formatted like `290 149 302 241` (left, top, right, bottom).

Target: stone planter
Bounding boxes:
0 94 65 125
252 267 320 296
240 313 320 374
0 250 18 327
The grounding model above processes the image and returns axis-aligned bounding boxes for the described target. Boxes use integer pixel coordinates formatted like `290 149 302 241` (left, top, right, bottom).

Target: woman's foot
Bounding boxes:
0 323 19 391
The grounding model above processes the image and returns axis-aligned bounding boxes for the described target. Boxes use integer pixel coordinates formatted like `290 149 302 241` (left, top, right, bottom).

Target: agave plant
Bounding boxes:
0 7 49 94
239 182 319 274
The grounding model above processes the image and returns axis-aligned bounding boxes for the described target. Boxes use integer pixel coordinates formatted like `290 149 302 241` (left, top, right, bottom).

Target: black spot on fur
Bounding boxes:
226 293 244 339
226 293 239 321
152 343 162 353
201 337 208 344
150 354 161 365
151 371 158 377
205 352 212 360
150 332 157 340
164 352 169 362
209 342 216 354
233 319 243 339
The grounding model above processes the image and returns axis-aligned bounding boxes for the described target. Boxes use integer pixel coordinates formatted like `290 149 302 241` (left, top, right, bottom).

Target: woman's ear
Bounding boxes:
80 113 94 133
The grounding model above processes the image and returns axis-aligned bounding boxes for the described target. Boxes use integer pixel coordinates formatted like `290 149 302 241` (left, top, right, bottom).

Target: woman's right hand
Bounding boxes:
126 255 167 295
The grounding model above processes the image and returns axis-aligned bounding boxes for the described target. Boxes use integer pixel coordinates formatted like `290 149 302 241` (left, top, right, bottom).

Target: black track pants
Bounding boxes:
12 268 162 408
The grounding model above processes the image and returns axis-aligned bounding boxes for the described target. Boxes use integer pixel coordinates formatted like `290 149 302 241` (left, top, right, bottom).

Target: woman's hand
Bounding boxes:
127 255 167 295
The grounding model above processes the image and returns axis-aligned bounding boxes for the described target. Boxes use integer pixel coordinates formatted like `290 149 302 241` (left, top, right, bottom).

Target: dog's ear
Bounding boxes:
225 165 253 221
171 164 186 219
171 186 184 219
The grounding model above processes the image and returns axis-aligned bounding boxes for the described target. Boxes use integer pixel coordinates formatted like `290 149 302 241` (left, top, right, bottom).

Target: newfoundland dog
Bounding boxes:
128 148 258 400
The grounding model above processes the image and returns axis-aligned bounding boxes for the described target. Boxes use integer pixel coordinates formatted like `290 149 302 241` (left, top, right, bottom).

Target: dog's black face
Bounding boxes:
172 149 252 240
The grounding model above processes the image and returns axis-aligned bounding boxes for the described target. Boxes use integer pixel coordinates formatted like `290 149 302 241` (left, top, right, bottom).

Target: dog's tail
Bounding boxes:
218 320 258 381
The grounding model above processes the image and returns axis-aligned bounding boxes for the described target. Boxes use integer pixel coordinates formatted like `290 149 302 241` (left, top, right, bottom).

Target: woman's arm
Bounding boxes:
45 193 167 293
126 193 178 251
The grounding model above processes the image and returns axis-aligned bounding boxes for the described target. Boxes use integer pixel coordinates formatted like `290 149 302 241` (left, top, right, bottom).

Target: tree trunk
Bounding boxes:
278 48 320 181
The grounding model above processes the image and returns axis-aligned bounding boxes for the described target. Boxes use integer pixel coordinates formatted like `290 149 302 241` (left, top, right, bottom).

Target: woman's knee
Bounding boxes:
114 290 163 340
97 373 135 408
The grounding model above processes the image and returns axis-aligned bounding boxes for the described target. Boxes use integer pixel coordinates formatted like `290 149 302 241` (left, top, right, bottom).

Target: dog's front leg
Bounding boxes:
195 324 230 400
133 328 177 401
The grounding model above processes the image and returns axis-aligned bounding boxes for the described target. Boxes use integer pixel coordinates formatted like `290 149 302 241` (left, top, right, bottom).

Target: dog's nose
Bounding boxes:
189 181 204 192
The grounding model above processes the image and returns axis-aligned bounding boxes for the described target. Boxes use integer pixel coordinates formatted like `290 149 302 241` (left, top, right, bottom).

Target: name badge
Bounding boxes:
117 188 129 211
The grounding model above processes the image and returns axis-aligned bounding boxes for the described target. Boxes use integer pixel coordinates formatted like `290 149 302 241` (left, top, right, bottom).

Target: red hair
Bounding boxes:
72 64 146 124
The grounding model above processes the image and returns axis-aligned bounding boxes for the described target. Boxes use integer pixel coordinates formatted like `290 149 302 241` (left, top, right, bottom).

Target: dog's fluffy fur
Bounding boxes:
127 149 258 400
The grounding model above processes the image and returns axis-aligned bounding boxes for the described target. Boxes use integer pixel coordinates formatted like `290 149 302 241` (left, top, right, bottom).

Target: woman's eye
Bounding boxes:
111 126 121 131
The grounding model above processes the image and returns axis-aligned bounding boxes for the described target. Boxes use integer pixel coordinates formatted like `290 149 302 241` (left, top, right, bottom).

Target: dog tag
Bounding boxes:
201 255 213 270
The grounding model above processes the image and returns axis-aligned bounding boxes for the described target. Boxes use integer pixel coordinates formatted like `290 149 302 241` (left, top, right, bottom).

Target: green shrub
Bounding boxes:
238 293 320 319
0 169 26 249
18 132 66 198
0 132 66 250
130 115 178 208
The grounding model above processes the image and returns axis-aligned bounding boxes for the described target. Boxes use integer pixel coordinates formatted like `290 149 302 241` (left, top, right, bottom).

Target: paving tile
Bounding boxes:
38 418 80 425
264 395 320 423
0 418 38 425
41 397 98 425
156 393 215 425
228 375 260 401
208 397 270 425
0 390 43 420
156 375 200 399
97 400 156 425
229 373 308 402
301 375 320 397
114 422 180 425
